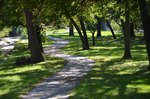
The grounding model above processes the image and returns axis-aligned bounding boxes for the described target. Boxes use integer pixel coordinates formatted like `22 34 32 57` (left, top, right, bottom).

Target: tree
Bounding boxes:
0 0 25 30
123 0 132 59
69 22 74 36
86 20 97 46
50 0 91 50
78 16 90 49
120 19 125 36
69 17 90 50
130 22 136 37
106 20 116 39
6 0 48 63
95 16 102 38
24 9 45 63
138 0 150 70
36 24 44 52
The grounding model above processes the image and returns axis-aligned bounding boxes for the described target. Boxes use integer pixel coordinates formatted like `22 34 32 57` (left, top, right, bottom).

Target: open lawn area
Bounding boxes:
48 30 150 99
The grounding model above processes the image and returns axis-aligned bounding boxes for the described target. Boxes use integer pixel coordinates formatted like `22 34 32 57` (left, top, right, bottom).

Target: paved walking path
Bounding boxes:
22 36 95 99
0 36 20 54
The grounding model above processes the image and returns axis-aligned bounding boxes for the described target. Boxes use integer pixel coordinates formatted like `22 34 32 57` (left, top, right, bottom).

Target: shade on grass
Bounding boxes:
50 30 150 99
0 39 65 99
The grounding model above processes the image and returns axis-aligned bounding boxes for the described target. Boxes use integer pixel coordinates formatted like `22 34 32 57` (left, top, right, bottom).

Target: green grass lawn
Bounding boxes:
0 39 65 99
49 30 150 99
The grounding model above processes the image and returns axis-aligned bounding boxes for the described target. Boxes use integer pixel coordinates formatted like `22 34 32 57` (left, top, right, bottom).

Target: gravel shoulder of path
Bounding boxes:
21 36 95 99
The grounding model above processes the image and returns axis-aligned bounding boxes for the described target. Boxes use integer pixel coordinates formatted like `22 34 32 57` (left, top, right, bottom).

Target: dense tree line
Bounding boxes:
0 0 150 70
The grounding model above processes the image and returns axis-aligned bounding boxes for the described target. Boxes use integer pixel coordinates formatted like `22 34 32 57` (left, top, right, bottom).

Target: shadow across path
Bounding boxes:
21 36 95 99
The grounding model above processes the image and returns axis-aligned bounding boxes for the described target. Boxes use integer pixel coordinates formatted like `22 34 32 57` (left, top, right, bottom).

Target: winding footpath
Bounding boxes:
22 36 95 99
0 36 20 54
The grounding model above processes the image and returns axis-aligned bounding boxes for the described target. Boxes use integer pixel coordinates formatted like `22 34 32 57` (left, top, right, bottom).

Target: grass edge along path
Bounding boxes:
0 38 66 99
49 31 150 99
21 36 95 99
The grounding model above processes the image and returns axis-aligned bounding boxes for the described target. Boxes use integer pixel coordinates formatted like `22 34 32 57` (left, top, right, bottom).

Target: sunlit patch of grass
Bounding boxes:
0 40 65 99
50 30 150 99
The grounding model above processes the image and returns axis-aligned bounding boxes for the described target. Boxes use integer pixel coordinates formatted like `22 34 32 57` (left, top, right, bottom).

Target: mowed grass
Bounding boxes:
48 30 150 99
0 39 65 99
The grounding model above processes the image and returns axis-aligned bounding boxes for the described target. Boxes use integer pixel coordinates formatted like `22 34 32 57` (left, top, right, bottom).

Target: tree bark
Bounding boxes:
123 0 132 59
79 16 90 50
92 32 95 46
69 17 88 50
121 19 125 36
36 25 44 53
106 20 116 39
69 22 74 36
24 9 44 63
95 16 102 38
138 0 150 70
130 22 136 37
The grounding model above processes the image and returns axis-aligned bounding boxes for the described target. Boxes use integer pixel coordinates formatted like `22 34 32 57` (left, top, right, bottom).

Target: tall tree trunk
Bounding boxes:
92 32 95 46
36 25 44 53
69 22 74 36
79 16 90 50
95 16 102 38
123 0 132 59
138 0 150 70
130 22 136 37
106 20 116 39
121 19 125 36
24 9 44 63
69 17 87 50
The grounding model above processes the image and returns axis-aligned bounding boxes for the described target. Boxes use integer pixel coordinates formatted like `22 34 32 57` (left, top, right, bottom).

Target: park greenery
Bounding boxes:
50 31 149 98
0 39 65 98
0 0 150 98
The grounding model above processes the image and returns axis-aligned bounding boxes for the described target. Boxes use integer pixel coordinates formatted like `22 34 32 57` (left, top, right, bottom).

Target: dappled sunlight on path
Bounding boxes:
21 36 95 99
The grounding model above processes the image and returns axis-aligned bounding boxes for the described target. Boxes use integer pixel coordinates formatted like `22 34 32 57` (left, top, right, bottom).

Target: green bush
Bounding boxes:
0 27 12 38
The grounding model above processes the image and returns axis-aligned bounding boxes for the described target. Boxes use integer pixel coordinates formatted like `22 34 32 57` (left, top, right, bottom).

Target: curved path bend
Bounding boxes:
22 36 95 99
